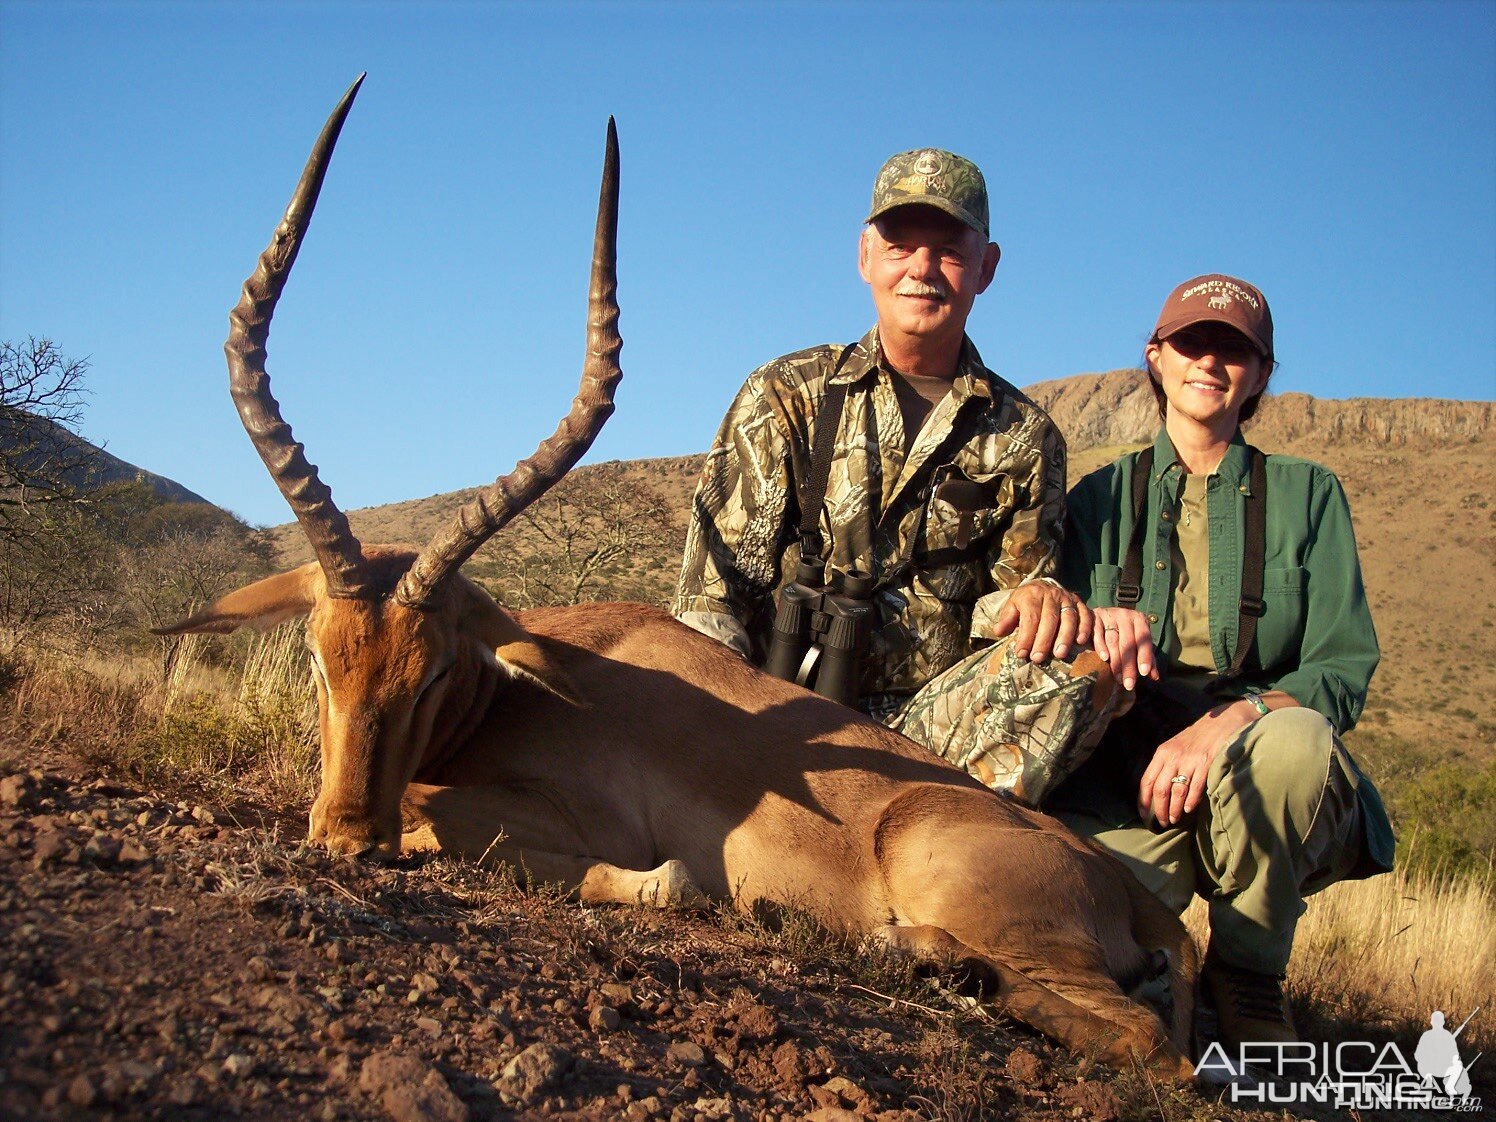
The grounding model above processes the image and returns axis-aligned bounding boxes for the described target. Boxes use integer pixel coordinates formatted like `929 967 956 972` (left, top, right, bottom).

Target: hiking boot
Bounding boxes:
1201 947 1299 1052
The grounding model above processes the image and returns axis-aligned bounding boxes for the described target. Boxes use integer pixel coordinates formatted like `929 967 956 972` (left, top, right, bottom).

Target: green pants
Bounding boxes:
1052 707 1369 975
884 636 1113 805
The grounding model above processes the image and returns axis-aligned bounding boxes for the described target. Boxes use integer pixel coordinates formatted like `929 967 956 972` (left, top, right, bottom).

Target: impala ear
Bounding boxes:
153 564 321 636
458 586 587 708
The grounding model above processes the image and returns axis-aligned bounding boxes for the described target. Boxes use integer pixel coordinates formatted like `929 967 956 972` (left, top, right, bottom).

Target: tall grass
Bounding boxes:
1185 853 1495 1059
0 623 317 807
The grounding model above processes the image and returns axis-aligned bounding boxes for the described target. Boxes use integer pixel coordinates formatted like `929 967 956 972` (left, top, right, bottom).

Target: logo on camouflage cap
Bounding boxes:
866 148 989 237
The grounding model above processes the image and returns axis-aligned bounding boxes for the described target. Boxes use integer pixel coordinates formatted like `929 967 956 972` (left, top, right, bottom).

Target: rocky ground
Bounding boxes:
0 745 1303 1122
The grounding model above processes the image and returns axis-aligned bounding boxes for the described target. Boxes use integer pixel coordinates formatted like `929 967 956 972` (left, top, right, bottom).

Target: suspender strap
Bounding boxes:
1224 446 1268 677
1115 448 1153 607
798 346 855 560
1117 444 1268 676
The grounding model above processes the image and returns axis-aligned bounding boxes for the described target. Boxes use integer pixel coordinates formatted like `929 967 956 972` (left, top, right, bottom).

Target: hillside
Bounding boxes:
266 375 1496 798
2 411 209 505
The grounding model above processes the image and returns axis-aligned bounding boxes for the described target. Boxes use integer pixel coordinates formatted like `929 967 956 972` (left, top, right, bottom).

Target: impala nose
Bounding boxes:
309 802 400 860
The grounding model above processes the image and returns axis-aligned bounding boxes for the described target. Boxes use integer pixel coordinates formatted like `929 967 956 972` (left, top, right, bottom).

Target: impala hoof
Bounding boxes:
637 859 708 910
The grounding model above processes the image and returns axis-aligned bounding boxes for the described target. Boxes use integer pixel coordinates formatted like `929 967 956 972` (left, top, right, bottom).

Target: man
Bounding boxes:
674 148 1122 803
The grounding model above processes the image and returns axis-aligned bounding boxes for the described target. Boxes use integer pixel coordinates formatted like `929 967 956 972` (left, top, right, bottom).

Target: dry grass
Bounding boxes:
0 623 317 808
1184 854 1496 1060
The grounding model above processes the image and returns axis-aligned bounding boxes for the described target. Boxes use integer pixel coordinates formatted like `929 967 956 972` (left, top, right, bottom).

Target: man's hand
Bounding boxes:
990 582 1094 663
1090 606 1159 693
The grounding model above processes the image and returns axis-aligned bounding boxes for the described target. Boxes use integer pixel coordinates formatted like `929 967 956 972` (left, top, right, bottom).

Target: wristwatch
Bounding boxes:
1243 689 1271 718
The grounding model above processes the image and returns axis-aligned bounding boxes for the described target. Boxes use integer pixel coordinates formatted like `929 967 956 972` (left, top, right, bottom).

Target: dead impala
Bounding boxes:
162 77 1198 1078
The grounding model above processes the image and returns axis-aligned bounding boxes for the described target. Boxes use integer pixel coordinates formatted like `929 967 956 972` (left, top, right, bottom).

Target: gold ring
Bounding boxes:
1058 605 1076 614
1103 624 1119 632
1170 774 1189 786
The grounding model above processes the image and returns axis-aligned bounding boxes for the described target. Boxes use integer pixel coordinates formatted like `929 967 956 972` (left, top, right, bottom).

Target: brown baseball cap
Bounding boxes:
866 148 989 237
1153 274 1274 358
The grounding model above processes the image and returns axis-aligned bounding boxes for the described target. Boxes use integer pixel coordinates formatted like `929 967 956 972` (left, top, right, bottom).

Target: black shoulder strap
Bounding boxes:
1116 447 1153 607
1118 444 1268 676
798 345 856 561
1223 445 1268 677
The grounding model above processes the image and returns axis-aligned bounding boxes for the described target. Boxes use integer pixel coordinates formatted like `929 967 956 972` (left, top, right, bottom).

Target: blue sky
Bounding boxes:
3 1 1493 527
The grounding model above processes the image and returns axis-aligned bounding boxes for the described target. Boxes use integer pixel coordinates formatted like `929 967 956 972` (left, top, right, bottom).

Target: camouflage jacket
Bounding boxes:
673 326 1068 701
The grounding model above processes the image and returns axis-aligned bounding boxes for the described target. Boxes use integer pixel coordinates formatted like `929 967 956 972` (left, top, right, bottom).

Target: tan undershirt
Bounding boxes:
1165 472 1214 674
887 369 952 453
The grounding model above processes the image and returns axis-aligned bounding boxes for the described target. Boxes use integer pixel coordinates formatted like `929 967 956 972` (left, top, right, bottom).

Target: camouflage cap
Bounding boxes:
866 148 989 237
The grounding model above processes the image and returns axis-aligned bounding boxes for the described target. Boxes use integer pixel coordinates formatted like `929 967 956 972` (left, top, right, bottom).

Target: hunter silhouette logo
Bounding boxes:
1197 1006 1483 1110
1416 1009 1480 1099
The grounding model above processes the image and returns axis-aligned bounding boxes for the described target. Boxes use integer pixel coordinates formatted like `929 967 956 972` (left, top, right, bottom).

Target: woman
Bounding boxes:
1053 274 1394 1057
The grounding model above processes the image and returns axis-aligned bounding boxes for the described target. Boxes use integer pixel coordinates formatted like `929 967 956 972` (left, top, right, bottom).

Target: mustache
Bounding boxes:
895 281 949 301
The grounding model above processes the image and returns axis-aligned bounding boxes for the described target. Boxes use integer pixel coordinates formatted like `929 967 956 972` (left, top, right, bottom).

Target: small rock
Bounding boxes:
820 1075 876 1113
496 1042 572 1104
360 1052 469 1122
805 1109 862 1122
1055 1080 1121 1122
66 1074 98 1107
222 1053 256 1079
32 830 74 865
118 840 150 864
589 1005 622 1032
599 982 633 1006
360 1051 428 1095
668 1041 706 1067
0 774 35 809
415 1016 442 1037
83 833 122 863
411 972 440 995
692 1095 734 1119
1005 1046 1043 1084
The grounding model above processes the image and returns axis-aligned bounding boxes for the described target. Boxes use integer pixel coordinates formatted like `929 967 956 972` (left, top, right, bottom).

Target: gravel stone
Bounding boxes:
589 1005 622 1032
668 1041 706 1067
496 1043 572 1104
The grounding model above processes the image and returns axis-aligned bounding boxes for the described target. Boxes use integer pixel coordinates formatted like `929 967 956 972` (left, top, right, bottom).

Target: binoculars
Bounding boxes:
762 558 874 708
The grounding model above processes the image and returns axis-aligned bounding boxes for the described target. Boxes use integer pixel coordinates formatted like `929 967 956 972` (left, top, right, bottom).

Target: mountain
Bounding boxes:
2 412 209 506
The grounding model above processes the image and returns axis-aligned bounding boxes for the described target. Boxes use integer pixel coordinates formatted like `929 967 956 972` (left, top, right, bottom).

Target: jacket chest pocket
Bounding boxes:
917 466 1013 570
1253 565 1307 668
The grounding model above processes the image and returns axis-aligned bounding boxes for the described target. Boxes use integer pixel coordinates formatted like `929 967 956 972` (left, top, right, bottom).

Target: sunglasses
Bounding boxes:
1162 326 1261 363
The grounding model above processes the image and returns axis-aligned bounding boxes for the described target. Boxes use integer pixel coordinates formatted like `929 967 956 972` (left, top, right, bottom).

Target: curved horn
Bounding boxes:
395 118 622 610
225 75 374 600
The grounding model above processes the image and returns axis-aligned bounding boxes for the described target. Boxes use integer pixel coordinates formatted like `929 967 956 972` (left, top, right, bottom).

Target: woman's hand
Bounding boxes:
1091 607 1159 692
1137 700 1261 827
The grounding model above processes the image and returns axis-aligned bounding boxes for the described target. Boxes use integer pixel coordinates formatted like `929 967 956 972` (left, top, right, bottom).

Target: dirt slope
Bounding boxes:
2 743 1286 1122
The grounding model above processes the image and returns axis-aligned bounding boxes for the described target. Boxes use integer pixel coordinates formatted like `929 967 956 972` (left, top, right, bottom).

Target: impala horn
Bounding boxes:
395 117 622 610
225 74 374 600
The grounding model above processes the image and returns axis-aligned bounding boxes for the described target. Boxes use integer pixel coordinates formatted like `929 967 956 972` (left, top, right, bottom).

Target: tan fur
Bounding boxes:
166 556 1197 1077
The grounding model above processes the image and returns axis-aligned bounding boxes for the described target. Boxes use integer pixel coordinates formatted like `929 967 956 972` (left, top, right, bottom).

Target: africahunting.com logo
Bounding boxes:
1196 1008 1483 1111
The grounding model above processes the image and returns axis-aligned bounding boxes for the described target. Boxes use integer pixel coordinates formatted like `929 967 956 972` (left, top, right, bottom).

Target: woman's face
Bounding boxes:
1146 323 1269 433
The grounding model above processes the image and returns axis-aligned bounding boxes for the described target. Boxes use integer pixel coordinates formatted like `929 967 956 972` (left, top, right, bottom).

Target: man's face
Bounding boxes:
858 206 999 353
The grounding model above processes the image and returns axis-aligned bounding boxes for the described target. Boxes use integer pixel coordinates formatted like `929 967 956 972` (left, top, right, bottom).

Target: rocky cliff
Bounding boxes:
1024 370 1494 450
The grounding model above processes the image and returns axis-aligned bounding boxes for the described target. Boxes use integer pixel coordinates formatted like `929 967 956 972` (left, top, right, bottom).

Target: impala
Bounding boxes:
163 77 1198 1078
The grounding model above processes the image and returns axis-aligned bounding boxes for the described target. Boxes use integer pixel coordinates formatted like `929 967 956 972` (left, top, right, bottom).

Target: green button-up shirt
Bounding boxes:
1061 429 1393 875
1061 428 1379 732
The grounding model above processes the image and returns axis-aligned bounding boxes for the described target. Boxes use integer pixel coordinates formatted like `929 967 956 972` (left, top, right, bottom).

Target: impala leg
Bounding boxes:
870 924 1192 1080
398 782 707 909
